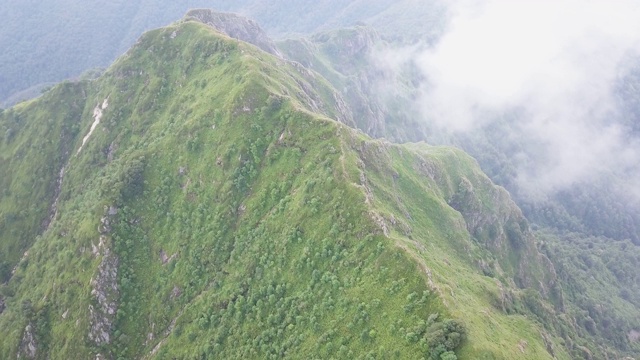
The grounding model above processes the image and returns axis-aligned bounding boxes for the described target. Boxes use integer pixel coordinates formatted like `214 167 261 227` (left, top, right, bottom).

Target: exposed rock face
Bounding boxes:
170 285 182 301
89 247 119 346
42 166 66 230
89 206 119 346
445 173 564 310
159 249 177 265
17 323 37 359
311 26 379 67
279 26 421 140
185 9 282 57
98 206 117 235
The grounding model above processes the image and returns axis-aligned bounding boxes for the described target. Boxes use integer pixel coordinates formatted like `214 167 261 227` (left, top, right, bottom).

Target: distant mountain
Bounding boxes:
0 0 443 106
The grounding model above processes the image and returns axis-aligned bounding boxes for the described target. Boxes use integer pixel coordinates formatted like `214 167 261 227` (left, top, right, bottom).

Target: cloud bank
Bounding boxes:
410 0 640 195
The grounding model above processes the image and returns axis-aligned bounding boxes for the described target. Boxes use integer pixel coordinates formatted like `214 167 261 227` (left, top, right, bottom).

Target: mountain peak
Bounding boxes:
184 9 281 57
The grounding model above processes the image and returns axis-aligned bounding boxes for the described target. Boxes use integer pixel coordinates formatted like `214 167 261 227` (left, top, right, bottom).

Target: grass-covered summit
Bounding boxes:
0 15 633 360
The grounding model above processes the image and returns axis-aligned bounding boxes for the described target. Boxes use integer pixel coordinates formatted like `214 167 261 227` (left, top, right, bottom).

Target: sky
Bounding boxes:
407 0 640 196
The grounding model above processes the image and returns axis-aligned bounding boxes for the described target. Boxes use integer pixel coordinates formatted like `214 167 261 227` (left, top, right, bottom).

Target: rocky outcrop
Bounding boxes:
185 9 282 57
0 295 5 314
97 206 117 235
17 323 37 359
89 247 119 346
444 171 564 313
88 207 119 346
279 26 417 140
311 26 379 66
42 166 66 231
159 249 177 265
448 176 546 285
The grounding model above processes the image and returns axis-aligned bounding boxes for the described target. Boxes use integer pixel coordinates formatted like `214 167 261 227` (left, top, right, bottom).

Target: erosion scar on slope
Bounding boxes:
77 98 108 155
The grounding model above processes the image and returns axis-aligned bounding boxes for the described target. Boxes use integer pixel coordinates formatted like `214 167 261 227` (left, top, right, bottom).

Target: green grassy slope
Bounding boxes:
349 138 570 359
0 19 599 360
279 23 640 358
0 82 88 282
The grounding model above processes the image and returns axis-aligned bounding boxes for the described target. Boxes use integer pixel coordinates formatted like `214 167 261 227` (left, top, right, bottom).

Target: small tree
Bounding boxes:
426 319 465 360
440 351 458 360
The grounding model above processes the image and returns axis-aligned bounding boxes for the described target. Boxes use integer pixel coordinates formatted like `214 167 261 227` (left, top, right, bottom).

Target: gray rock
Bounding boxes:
88 248 119 346
107 206 118 216
170 285 182 300
159 249 177 265
18 323 37 359
185 9 282 57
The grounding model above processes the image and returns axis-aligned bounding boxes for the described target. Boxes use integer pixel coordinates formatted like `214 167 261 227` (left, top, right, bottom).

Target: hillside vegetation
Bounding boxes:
2 10 640 360
0 18 596 360
277 25 640 359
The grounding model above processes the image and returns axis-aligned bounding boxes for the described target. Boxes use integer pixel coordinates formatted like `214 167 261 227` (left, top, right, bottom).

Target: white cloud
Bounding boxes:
411 0 640 193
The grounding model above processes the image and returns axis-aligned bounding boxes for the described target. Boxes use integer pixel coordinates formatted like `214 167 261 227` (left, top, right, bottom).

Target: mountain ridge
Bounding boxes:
0 12 638 360
185 9 283 57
